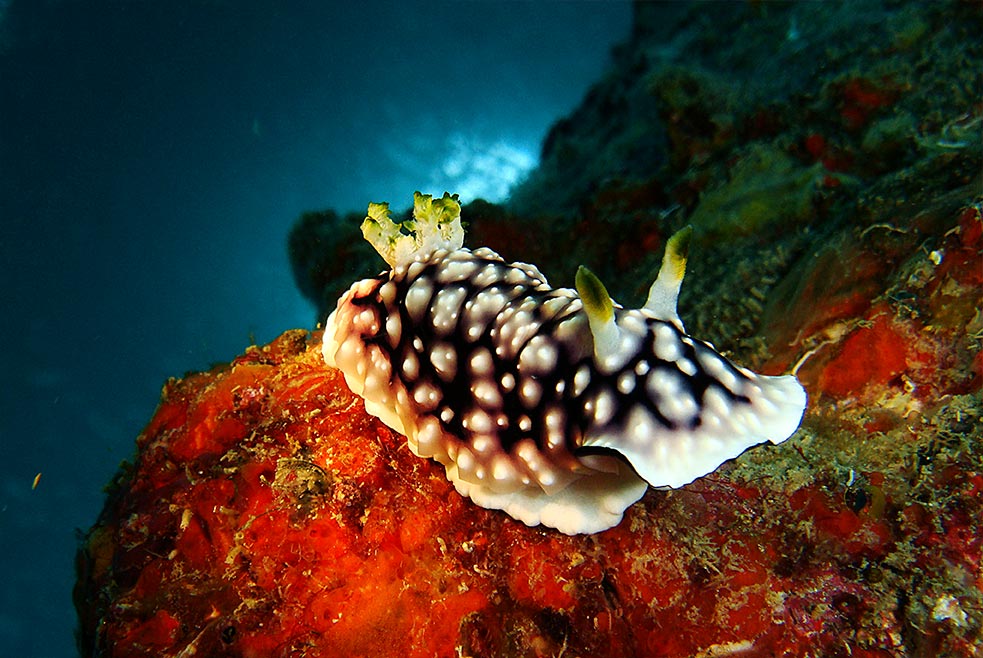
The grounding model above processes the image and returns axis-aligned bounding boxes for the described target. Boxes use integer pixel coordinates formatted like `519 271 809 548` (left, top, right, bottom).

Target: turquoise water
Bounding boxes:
0 2 631 655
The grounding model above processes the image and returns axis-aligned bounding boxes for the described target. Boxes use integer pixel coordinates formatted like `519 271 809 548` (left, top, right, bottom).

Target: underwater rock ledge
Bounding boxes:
79 2 982 655
75 316 980 656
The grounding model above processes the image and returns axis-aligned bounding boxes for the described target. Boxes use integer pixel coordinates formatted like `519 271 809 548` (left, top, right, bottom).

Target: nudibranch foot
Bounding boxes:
323 193 807 535
453 463 649 536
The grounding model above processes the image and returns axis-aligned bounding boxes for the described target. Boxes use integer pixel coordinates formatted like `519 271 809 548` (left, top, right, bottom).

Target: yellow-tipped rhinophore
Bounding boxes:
575 265 614 324
644 225 693 324
664 224 692 280
576 265 624 367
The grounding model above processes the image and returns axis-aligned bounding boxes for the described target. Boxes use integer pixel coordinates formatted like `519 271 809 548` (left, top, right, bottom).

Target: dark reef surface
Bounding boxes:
77 3 981 656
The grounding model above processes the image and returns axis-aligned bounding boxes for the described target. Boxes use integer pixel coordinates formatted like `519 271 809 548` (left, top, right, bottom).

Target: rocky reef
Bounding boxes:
77 2 981 656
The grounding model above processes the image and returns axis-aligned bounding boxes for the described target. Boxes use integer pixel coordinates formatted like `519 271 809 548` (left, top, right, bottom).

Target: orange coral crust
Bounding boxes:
76 327 981 657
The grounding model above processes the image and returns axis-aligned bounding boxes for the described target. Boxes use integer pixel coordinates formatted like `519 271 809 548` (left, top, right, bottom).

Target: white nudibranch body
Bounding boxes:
323 192 807 535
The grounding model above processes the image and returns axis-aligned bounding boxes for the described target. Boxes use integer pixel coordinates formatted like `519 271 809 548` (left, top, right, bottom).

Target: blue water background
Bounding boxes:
0 2 631 655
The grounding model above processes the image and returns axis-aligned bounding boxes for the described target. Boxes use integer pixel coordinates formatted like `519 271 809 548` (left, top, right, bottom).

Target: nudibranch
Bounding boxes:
323 192 807 534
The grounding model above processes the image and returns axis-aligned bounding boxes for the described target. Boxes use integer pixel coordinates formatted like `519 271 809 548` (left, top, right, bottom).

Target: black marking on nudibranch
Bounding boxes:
340 249 591 456
323 193 807 535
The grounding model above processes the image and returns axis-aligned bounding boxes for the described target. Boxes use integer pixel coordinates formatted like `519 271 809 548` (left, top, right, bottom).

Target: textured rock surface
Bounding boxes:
80 2 981 656
75 321 981 656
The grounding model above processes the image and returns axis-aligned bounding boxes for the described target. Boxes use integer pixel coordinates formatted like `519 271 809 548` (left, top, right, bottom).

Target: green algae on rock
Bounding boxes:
686 143 846 241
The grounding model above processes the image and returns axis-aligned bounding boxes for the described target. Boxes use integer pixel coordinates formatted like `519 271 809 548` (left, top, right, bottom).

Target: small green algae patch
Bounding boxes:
687 143 831 240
